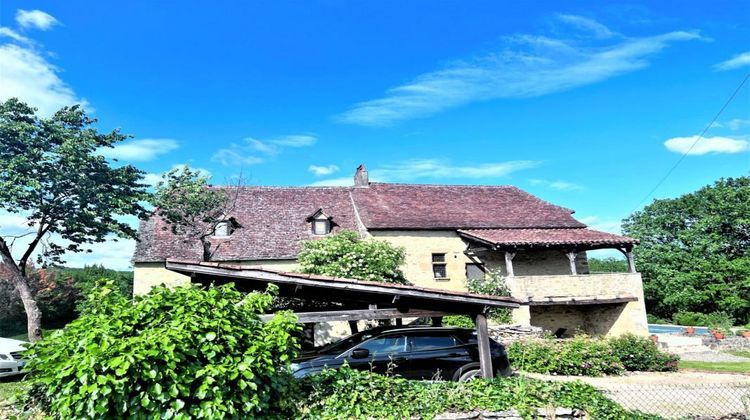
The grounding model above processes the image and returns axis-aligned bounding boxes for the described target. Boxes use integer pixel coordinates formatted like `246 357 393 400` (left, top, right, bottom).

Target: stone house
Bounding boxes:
133 165 648 337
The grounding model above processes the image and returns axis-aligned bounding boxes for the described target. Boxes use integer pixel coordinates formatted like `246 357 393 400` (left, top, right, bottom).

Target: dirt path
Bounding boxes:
524 372 750 418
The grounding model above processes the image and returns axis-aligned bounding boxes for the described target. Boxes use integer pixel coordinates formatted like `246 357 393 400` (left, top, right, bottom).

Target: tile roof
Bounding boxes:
133 182 609 263
134 187 359 262
458 228 638 248
353 183 584 229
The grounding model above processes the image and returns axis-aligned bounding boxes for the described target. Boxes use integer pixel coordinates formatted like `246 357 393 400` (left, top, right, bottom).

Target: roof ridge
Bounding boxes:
369 182 517 188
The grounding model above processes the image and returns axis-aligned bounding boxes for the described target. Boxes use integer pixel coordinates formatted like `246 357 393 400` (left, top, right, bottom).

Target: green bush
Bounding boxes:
298 230 408 284
672 310 735 329
646 313 670 324
24 281 300 419
442 315 476 328
297 366 657 419
608 334 679 372
509 335 679 376
466 269 513 324
508 336 624 377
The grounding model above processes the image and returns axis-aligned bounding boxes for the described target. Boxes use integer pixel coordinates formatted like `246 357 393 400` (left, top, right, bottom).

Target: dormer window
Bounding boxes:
213 217 237 237
308 209 333 235
312 218 330 235
214 221 231 237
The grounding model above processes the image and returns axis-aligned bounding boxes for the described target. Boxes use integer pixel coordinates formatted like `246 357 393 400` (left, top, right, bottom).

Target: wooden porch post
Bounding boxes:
565 251 578 275
504 251 516 277
475 312 494 379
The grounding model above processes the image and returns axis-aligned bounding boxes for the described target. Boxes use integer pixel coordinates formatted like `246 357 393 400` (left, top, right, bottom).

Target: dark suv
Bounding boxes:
291 326 511 381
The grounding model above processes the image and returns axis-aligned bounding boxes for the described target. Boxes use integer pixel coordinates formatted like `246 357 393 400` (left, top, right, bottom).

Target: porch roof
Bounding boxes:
458 228 638 249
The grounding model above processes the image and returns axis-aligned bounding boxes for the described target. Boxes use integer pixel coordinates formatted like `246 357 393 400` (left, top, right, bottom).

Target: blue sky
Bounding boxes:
1 1 749 269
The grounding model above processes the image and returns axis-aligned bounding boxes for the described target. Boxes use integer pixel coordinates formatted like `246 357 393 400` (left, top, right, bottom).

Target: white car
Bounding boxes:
0 337 28 378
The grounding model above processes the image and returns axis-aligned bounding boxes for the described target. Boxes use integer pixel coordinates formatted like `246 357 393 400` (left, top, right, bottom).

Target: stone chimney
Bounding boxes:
353 164 369 187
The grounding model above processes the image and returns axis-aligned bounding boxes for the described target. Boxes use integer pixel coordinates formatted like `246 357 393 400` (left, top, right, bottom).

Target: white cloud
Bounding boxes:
714 51 750 71
578 216 622 234
0 43 86 116
213 134 317 167
530 179 584 191
0 27 31 44
62 237 136 271
556 14 616 39
373 159 539 181
16 10 59 31
726 118 750 131
311 159 538 185
664 135 750 155
270 135 317 147
99 138 180 162
338 16 701 126
309 164 340 176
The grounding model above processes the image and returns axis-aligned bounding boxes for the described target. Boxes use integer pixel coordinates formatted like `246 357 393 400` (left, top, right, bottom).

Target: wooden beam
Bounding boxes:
259 308 449 323
528 296 637 306
475 313 493 379
165 262 519 309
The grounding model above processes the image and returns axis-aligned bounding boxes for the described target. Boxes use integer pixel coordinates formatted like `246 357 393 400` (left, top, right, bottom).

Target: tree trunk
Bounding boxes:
2 264 42 342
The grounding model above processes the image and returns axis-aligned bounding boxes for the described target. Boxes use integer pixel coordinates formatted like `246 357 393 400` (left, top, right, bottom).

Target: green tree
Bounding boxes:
152 167 241 261
587 257 629 273
297 230 408 284
0 99 149 341
622 176 750 323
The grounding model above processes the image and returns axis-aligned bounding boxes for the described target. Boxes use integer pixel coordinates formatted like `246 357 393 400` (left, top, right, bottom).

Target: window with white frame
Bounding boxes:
432 253 447 279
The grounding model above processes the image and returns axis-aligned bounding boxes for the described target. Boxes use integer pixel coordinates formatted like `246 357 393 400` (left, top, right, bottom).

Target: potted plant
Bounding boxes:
742 323 750 339
710 328 726 340
684 326 695 335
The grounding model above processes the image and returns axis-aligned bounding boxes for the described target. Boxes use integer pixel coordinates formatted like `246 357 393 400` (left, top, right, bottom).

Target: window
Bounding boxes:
312 218 331 235
214 221 231 237
357 335 407 355
465 263 485 280
432 253 447 279
411 335 459 351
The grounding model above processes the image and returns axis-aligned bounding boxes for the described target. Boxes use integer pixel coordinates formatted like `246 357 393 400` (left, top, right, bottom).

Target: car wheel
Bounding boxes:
457 368 482 382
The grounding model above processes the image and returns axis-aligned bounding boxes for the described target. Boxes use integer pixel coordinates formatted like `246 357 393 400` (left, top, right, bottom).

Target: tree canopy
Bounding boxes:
622 176 750 324
297 230 408 284
152 167 240 261
0 98 149 340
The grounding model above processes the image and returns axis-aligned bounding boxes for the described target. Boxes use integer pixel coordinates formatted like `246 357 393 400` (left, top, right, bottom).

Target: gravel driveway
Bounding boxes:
524 372 750 418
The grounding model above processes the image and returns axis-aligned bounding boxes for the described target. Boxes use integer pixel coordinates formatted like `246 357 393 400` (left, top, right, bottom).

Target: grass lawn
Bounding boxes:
679 360 750 373
725 350 750 359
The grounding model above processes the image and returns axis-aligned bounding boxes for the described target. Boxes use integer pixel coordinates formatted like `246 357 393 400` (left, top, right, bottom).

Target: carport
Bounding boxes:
165 260 521 378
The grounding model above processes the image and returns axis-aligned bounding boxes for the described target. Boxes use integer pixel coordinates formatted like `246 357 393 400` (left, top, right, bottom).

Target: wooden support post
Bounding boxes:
431 316 443 327
475 313 494 379
565 251 578 276
348 321 359 334
625 250 636 273
504 251 516 277
395 318 402 326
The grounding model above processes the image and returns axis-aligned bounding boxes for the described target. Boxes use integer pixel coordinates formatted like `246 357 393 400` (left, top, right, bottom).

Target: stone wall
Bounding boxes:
370 230 477 291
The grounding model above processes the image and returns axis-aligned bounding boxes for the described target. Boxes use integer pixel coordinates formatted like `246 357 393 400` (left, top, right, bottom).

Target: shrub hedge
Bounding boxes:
297 366 659 419
24 282 300 419
508 334 679 376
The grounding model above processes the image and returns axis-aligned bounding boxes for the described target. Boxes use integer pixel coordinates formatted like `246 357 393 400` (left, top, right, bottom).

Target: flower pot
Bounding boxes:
741 331 750 339
684 326 695 335
710 330 725 340
649 334 659 343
